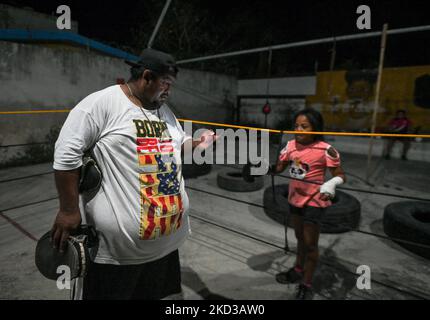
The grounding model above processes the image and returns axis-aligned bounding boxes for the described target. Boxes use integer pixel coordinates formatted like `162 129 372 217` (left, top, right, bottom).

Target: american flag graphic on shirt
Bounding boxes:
136 135 184 240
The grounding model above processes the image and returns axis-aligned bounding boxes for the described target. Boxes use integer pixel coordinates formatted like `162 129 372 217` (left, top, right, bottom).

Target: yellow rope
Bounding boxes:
0 110 428 138
178 118 430 139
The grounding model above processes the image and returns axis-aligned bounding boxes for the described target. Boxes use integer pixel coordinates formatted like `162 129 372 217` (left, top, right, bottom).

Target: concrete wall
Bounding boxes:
325 136 430 162
170 69 237 123
238 76 314 128
0 4 79 32
238 76 316 96
0 41 236 164
0 41 130 148
239 97 305 129
276 134 429 162
238 76 429 163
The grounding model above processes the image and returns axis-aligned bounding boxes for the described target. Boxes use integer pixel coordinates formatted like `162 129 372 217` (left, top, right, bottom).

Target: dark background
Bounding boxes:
2 0 430 77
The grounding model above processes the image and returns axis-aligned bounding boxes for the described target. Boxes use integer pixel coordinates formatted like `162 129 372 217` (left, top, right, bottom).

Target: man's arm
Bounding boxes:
51 169 82 252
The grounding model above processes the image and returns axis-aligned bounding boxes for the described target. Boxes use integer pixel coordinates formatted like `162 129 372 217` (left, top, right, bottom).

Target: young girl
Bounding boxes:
272 108 346 300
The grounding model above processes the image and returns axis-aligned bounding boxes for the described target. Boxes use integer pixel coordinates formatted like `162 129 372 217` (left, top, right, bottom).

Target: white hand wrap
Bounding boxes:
320 176 344 198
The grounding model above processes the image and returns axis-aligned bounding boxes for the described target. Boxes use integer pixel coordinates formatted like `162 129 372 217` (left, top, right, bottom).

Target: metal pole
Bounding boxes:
264 48 272 129
329 41 337 71
177 25 430 64
271 132 289 253
146 0 173 50
366 23 389 182
236 96 241 124
265 48 273 99
327 38 336 97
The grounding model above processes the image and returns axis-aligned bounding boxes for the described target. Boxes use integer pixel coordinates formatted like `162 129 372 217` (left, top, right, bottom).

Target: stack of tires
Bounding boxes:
263 184 361 234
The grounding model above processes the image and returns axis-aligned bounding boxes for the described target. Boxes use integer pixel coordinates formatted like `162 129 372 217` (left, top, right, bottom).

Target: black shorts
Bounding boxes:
83 249 182 300
289 204 326 225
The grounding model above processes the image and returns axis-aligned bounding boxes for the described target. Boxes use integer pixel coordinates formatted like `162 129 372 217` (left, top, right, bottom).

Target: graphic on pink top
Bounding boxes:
279 140 341 208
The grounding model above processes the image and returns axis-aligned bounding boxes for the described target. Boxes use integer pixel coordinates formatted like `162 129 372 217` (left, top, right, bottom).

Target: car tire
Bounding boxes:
383 201 430 259
263 184 361 234
217 170 265 192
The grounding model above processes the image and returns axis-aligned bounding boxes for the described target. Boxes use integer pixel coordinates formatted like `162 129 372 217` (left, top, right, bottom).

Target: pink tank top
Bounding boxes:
278 140 341 208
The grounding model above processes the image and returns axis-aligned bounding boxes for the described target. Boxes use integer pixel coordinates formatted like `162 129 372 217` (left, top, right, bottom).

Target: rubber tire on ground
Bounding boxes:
383 201 430 260
263 184 361 234
217 170 264 192
182 163 212 179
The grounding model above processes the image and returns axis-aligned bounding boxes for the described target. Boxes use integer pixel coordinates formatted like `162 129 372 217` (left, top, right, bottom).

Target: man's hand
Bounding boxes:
195 130 220 150
51 209 81 253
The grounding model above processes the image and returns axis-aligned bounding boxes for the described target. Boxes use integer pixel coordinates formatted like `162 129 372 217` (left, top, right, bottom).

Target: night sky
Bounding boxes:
4 1 428 41
2 0 430 76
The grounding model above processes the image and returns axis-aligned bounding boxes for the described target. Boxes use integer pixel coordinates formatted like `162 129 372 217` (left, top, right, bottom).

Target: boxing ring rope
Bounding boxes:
1 170 430 251
1 159 429 203
187 210 427 300
178 119 430 139
1 113 429 201
0 171 54 184
0 193 428 299
0 142 50 148
1 119 429 298
1 113 429 258
221 164 430 202
1 110 430 139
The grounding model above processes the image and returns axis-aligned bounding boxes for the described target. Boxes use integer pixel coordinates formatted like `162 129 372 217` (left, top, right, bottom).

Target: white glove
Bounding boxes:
320 176 344 198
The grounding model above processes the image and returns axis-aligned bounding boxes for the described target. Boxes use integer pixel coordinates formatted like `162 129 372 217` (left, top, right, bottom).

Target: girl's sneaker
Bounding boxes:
275 267 303 284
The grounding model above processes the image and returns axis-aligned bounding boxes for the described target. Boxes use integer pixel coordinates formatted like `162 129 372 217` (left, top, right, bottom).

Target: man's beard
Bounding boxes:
155 93 168 107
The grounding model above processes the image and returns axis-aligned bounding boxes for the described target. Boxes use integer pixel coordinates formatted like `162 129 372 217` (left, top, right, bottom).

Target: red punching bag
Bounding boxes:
262 102 271 115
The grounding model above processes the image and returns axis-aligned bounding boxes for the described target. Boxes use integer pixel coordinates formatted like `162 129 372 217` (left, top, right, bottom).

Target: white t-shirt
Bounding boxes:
54 85 191 265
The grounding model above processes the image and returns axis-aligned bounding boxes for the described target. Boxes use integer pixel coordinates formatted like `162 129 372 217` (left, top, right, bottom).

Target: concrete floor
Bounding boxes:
1 149 429 300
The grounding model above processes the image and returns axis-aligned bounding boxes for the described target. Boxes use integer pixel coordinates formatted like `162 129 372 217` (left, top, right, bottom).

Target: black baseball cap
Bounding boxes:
125 48 178 77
